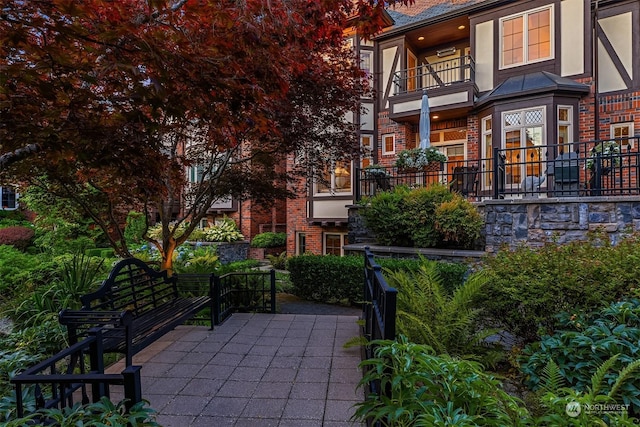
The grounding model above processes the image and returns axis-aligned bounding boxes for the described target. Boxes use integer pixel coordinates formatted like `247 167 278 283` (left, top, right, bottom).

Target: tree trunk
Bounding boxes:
160 238 177 274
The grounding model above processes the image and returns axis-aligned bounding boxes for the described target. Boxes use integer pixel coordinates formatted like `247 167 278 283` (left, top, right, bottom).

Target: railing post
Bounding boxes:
209 273 215 330
355 167 361 201
269 269 276 314
213 275 221 325
88 329 108 401
122 365 142 412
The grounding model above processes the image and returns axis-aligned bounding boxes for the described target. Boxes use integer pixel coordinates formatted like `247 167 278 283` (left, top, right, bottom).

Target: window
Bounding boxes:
188 165 205 183
482 116 493 189
361 135 374 168
502 107 546 186
611 122 634 148
558 106 573 153
0 187 16 210
501 6 553 68
316 161 352 194
324 233 346 256
382 134 395 155
360 51 373 90
296 232 306 255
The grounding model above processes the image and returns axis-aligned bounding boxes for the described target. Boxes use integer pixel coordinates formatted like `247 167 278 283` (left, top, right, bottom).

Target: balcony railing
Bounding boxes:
392 55 475 95
355 137 640 201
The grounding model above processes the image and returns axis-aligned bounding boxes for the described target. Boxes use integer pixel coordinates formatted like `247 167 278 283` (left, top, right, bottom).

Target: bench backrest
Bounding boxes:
80 258 178 318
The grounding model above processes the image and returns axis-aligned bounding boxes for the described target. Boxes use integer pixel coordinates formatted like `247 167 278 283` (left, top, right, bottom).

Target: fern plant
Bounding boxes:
385 261 501 366
536 355 640 426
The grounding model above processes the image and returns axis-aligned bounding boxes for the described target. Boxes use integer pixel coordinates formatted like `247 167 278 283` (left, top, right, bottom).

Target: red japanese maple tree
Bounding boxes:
0 0 411 269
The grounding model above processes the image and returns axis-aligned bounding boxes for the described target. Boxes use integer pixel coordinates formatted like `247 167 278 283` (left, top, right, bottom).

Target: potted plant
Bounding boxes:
394 147 447 172
585 140 621 174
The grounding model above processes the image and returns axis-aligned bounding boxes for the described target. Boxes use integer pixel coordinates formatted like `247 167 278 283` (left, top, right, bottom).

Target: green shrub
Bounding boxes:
0 246 58 304
215 259 261 275
520 299 640 412
124 211 147 245
204 217 244 242
287 254 363 304
173 247 221 274
434 193 483 248
360 186 412 246
0 226 35 251
479 236 640 343
360 184 480 248
266 251 287 270
1 397 159 426
403 184 453 248
353 337 529 426
251 232 287 248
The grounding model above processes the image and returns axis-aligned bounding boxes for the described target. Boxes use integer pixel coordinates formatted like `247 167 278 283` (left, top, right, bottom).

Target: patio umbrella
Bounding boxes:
419 89 431 149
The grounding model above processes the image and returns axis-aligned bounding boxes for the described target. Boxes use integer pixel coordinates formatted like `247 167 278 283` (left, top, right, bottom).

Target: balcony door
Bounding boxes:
502 107 546 191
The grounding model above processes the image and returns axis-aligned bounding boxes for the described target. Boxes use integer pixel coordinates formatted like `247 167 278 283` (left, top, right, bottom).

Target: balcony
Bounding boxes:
388 55 477 121
355 137 640 201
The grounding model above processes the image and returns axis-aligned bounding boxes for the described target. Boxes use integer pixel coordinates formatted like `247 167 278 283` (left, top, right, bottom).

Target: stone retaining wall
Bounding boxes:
481 196 640 251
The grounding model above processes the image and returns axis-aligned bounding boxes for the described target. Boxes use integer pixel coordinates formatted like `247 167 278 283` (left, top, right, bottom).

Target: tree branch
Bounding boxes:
0 144 41 170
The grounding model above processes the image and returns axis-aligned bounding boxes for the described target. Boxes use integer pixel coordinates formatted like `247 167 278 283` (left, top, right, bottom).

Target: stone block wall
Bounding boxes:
483 197 640 252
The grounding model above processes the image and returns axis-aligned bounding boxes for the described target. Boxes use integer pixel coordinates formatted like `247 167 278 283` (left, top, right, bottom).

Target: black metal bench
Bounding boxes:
59 258 213 366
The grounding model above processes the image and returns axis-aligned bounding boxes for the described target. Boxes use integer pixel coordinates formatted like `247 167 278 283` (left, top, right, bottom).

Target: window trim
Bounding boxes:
481 116 493 190
0 187 17 211
296 232 306 255
611 122 635 148
557 105 573 150
499 4 554 70
314 161 353 196
382 133 395 156
323 232 347 256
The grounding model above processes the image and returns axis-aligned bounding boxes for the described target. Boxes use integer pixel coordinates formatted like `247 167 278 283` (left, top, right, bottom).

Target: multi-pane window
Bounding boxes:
501 6 552 68
382 134 395 155
360 51 373 90
324 233 346 256
316 161 352 194
611 123 634 148
558 106 573 152
503 107 546 186
0 187 16 210
482 117 493 189
296 232 306 255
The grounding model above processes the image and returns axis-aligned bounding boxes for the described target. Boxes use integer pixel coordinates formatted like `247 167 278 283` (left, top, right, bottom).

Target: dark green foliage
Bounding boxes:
0 226 35 251
434 194 483 248
360 184 480 249
287 254 469 305
251 232 287 248
287 254 363 304
520 299 640 412
353 337 529 426
0 211 31 228
479 236 640 343
404 184 453 248
1 397 159 426
215 259 261 275
360 186 412 246
0 246 58 304
267 251 287 270
124 211 147 245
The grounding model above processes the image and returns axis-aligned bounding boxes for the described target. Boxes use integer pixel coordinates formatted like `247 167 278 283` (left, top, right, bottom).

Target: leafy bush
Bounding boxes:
251 232 286 248
520 299 640 412
0 246 58 304
361 185 478 249
173 247 221 274
204 217 244 242
386 264 500 366
1 397 159 426
479 236 640 343
434 194 483 248
0 226 34 251
287 254 362 304
0 211 30 228
124 211 147 245
535 356 640 426
360 187 412 246
215 259 261 275
353 337 529 426
403 184 453 248
267 251 287 270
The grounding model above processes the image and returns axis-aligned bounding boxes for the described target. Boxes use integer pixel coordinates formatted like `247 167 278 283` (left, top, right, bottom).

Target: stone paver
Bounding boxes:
107 313 365 426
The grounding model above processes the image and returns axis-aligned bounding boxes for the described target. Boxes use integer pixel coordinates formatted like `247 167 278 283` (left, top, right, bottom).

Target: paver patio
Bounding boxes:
107 312 364 426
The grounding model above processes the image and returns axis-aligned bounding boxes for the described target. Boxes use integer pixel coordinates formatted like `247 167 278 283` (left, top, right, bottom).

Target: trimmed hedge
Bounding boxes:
286 254 469 304
250 232 286 248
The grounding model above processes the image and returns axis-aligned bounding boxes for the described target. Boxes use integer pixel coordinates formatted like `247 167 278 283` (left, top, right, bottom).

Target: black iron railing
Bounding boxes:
392 55 475 95
213 269 276 324
11 329 141 420
362 248 396 426
355 137 640 201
